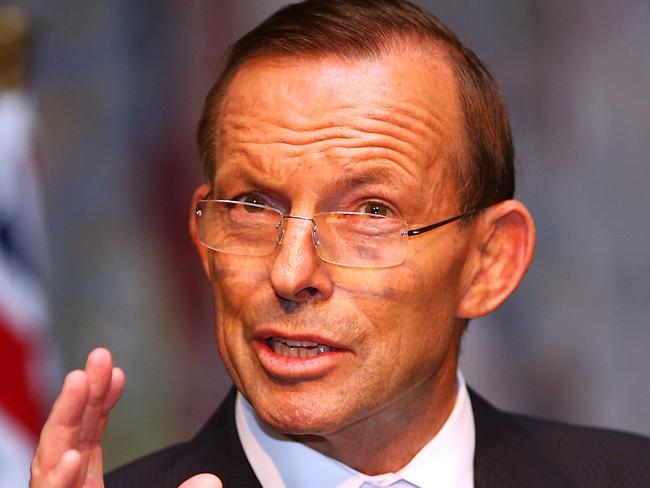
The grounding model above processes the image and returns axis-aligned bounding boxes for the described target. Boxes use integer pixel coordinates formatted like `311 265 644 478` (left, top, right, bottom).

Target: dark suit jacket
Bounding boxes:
105 388 650 487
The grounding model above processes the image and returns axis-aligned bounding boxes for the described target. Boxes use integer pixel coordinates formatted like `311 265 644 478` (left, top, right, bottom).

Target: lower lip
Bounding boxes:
253 340 348 380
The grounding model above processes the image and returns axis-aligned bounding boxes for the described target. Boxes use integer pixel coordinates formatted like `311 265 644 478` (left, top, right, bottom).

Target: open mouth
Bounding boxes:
266 337 338 358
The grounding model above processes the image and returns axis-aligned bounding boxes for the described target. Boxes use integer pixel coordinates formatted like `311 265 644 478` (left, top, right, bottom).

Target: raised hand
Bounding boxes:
29 348 125 488
29 348 223 488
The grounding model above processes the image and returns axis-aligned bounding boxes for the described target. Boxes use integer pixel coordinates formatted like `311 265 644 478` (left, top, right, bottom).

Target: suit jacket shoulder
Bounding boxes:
104 389 261 488
470 389 650 488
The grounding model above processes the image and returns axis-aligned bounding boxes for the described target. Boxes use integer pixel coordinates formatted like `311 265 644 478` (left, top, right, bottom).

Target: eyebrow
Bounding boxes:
320 166 414 194
213 167 277 196
214 162 416 197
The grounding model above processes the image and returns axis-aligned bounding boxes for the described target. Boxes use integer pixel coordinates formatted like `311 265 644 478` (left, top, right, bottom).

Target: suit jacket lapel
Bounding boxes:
470 389 576 487
179 387 262 487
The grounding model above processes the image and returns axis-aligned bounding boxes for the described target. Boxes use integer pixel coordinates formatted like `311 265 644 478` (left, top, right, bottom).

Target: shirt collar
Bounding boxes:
235 372 475 488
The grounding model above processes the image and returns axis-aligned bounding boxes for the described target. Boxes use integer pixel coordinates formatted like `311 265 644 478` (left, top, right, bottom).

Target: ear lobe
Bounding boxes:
189 183 212 279
457 200 536 319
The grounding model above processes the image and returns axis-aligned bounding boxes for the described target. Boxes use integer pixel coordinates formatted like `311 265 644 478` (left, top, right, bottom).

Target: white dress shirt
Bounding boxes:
235 372 475 488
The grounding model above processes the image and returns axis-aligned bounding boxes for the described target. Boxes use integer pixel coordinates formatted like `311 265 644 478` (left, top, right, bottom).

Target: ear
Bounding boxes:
189 183 212 279
457 199 535 318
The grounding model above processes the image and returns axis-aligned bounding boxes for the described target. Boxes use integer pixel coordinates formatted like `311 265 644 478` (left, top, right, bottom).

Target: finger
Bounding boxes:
178 473 223 488
85 348 114 410
67 368 125 488
33 370 89 471
78 348 114 447
74 349 115 487
35 449 81 488
92 367 126 445
81 446 105 487
103 367 126 412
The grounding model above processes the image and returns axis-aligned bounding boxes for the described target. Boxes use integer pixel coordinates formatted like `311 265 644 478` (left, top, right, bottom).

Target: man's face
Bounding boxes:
202 48 476 439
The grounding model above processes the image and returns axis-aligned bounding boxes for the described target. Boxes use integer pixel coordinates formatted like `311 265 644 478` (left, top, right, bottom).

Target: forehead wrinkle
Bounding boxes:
227 140 425 185
222 93 442 141
219 108 441 184
221 138 424 193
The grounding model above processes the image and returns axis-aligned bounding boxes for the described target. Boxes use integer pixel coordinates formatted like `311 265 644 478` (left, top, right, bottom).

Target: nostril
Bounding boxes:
305 287 318 296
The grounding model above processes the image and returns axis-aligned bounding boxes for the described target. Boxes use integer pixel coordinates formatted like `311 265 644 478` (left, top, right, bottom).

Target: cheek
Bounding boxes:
334 261 454 327
209 255 276 394
333 253 464 369
208 255 269 364
209 254 270 317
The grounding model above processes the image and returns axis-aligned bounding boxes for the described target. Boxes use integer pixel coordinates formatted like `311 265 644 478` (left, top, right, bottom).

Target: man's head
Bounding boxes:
190 0 534 471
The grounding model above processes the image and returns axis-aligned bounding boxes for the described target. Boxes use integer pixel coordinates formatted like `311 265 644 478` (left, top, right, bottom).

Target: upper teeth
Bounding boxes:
276 338 319 348
268 337 336 357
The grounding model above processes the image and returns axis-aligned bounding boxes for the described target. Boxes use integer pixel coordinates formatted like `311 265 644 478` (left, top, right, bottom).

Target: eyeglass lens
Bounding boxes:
195 200 409 267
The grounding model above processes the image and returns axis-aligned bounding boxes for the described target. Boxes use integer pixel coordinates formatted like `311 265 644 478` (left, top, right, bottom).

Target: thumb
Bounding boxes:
178 473 223 488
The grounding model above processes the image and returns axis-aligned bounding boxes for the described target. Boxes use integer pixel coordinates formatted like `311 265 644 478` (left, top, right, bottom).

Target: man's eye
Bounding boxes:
236 194 263 205
233 194 269 213
360 201 392 217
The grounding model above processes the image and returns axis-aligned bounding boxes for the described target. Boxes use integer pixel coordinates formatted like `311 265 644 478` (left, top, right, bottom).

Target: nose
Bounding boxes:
270 216 333 303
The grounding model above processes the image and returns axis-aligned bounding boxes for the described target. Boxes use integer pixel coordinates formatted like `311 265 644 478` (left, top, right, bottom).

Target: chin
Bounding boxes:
262 411 347 437
250 387 353 436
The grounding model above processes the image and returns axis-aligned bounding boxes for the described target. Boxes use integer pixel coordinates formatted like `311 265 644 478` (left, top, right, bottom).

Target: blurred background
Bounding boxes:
1 0 648 484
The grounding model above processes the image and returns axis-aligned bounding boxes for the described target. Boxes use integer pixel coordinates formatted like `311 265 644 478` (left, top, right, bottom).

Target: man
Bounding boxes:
29 1 650 487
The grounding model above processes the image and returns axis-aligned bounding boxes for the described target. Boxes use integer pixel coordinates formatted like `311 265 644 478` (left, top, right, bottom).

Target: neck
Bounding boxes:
294 360 459 475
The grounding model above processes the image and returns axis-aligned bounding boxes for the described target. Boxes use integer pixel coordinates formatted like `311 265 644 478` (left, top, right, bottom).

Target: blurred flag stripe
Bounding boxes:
0 407 34 483
0 313 42 439
1 89 54 486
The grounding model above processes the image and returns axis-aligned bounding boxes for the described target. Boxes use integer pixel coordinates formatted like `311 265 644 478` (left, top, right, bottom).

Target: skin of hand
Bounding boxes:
29 348 222 488
178 473 223 488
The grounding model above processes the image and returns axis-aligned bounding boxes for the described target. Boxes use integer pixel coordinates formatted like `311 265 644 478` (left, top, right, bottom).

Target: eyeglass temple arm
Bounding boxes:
405 206 486 237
